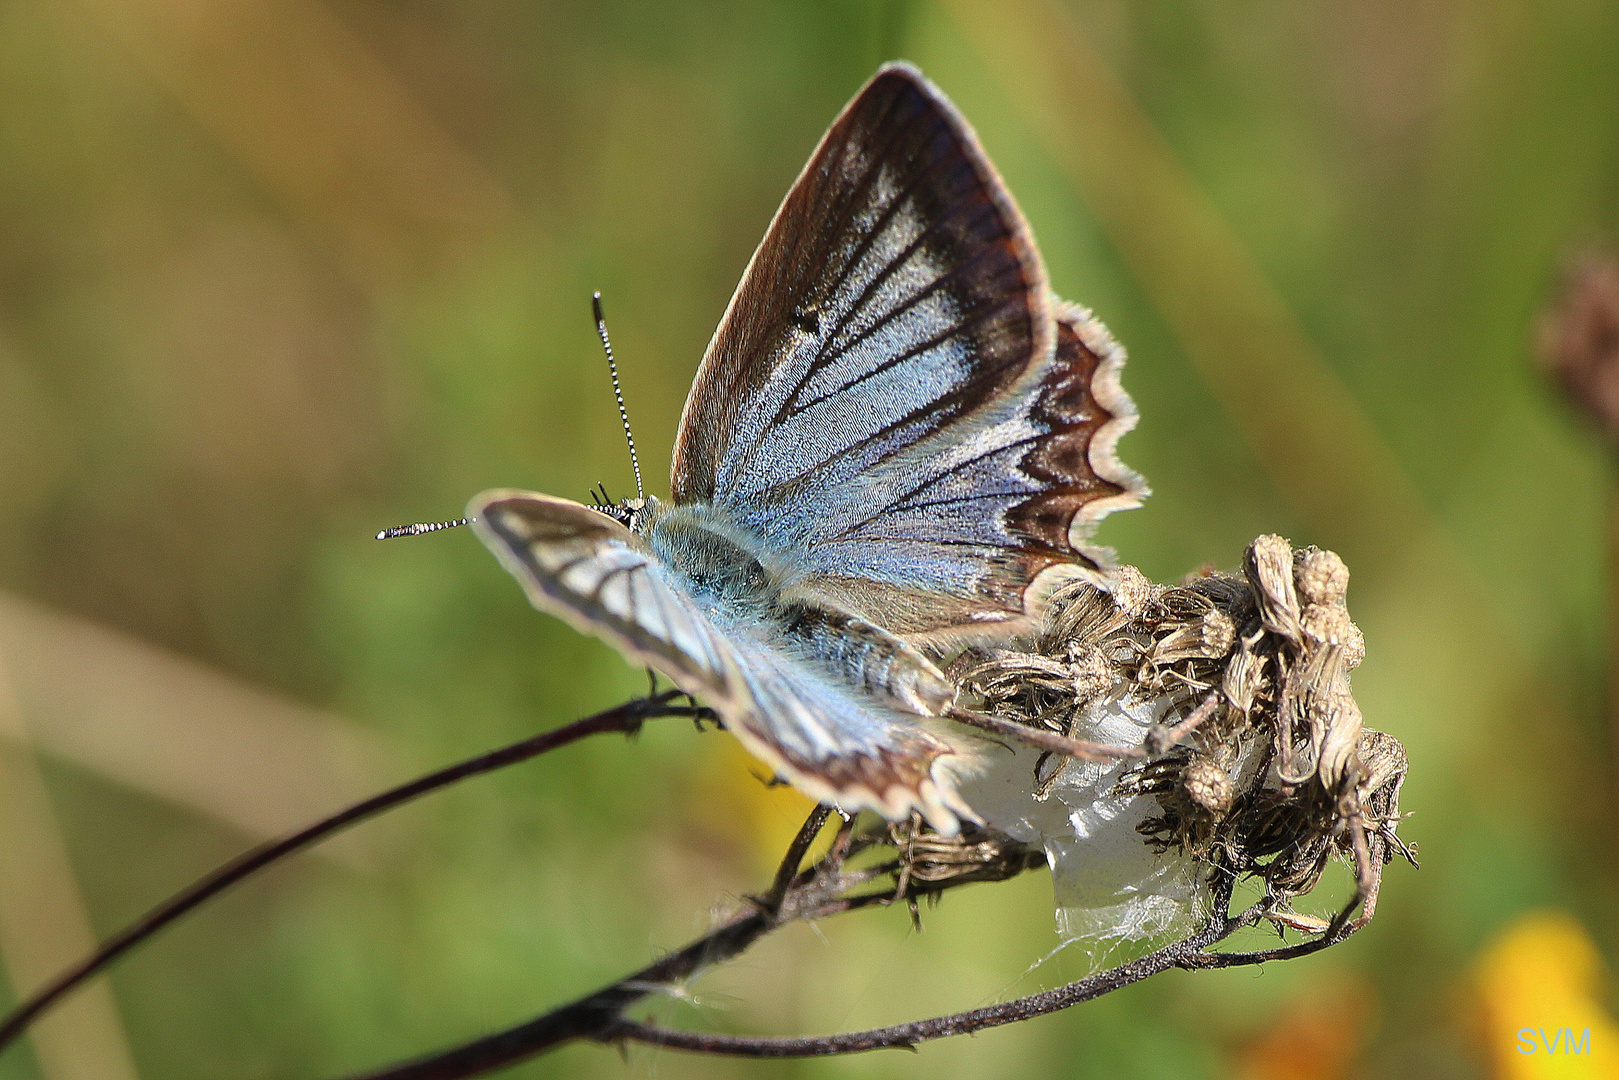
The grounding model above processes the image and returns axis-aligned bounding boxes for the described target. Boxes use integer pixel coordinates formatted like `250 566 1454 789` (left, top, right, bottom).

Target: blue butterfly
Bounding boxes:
470 62 1145 833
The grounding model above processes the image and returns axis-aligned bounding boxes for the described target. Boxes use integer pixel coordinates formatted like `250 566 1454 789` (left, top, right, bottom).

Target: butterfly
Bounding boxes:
470 62 1145 834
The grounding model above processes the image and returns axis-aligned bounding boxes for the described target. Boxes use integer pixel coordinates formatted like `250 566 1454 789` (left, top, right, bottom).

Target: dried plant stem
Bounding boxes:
598 865 1378 1060
1147 689 1220 754
601 882 1238 1059
340 910 786 1080
0 692 704 1056
339 816 1388 1079
757 805 833 911
336 809 880 1080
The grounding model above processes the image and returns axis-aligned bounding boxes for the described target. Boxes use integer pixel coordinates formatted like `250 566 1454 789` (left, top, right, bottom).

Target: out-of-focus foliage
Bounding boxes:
0 1 1616 1078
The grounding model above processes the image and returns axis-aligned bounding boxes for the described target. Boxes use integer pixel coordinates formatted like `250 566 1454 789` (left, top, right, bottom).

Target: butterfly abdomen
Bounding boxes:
774 601 954 717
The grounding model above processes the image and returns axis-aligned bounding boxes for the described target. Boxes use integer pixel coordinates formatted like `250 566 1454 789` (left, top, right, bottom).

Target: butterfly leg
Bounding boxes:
945 705 1144 763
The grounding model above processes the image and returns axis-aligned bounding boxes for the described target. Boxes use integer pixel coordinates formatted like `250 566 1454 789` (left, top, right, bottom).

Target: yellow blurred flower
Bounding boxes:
688 734 823 872
1473 911 1619 1079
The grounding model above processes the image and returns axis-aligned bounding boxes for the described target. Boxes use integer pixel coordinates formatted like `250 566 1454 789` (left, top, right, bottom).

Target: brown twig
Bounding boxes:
333 806 871 1080
755 805 833 913
601 870 1241 1058
335 815 1388 1079
0 692 705 1056
601 854 1380 1060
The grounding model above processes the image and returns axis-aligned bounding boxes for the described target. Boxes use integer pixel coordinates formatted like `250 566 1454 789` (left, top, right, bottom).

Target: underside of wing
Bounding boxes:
671 62 1051 516
469 489 983 832
795 302 1147 640
715 620 983 833
671 63 1145 638
471 490 745 705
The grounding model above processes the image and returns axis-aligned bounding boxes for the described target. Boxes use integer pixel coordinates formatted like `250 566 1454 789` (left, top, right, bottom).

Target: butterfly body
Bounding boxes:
637 498 953 711
472 63 1146 833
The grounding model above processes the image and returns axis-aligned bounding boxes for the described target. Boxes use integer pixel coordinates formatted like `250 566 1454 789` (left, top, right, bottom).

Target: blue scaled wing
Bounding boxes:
470 491 977 831
671 63 1145 642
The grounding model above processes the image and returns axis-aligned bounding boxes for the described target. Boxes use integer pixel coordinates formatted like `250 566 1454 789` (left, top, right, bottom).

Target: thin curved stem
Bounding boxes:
601 871 1243 1058
334 806 862 1080
602 892 1366 1059
321 814 1381 1078
0 693 700 1056
602 847 1381 1060
603 926 1222 1056
756 805 832 912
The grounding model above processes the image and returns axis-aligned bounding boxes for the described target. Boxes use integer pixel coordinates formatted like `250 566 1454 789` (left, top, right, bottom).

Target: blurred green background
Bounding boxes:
2 1 1618 1078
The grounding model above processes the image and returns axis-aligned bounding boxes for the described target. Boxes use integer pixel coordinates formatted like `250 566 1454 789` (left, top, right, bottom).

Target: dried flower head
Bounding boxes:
894 535 1412 948
1539 249 1619 443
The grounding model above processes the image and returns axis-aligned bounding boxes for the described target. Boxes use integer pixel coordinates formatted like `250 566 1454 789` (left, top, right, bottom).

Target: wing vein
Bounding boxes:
780 260 1018 424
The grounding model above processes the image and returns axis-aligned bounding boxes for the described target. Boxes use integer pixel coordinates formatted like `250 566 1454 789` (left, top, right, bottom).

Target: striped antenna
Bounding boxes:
593 292 644 500
376 518 470 540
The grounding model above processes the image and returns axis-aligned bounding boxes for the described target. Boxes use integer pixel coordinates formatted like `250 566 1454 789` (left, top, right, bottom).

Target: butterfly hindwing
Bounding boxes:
798 301 1146 641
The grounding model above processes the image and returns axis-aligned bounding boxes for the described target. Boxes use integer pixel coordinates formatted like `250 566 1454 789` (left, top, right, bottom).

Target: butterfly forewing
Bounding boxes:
471 490 976 831
471 492 743 703
672 63 1049 509
671 63 1143 639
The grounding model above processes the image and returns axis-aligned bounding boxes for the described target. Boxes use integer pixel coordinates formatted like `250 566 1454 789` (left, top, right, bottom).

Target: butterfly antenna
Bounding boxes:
376 518 470 540
593 292 644 501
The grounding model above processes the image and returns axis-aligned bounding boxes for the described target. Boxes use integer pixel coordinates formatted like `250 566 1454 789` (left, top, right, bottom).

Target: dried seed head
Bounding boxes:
1042 568 1150 649
948 534 1409 945
1294 547 1349 606
1109 564 1155 620
1221 642 1268 718
1245 534 1303 643
1301 604 1363 659
889 820 1045 893
1182 756 1233 814
1538 249 1619 444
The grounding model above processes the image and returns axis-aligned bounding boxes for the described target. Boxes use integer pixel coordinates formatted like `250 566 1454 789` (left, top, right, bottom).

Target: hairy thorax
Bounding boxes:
637 499 780 610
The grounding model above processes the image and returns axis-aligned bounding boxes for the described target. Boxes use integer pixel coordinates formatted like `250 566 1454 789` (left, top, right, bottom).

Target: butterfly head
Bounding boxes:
585 479 657 533
594 495 654 533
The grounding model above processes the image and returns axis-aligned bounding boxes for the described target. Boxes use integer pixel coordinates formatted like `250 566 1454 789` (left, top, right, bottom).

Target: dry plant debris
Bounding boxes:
922 534 1413 941
1539 249 1619 443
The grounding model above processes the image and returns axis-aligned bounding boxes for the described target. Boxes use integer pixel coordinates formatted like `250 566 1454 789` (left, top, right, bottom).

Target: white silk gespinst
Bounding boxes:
470 62 1146 834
